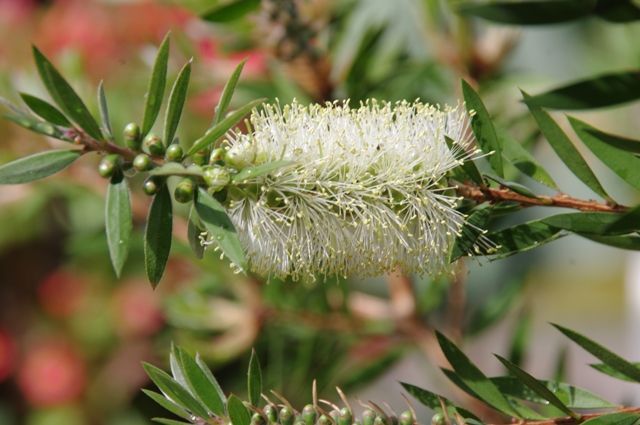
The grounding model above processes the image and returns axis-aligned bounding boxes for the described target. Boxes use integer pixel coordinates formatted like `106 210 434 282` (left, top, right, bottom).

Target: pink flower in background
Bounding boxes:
0 328 16 382
38 270 87 318
113 281 164 338
18 340 86 407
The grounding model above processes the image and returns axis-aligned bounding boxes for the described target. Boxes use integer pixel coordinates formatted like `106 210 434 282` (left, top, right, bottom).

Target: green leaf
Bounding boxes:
142 33 170 137
495 355 577 418
579 233 640 250
542 212 624 235
232 160 294 183
227 394 251 425
523 91 608 199
570 117 640 191
590 361 640 382
187 98 265 156
595 0 640 22
525 71 640 110
490 376 615 409
582 126 640 155
174 347 226 416
507 309 531 367
247 348 262 406
20 93 70 127
201 0 260 23
142 363 210 419
445 136 483 184
553 324 640 383
400 383 480 421
194 188 247 272
3 113 62 138
436 331 520 417
152 418 192 425
142 390 191 421
214 59 246 125
499 130 558 189
32 46 103 140
97 81 113 139
149 163 203 178
450 205 495 262
195 354 227 409
462 80 503 177
187 206 205 259
105 176 132 278
582 412 640 425
144 184 173 286
458 0 596 25
0 150 81 184
164 60 192 146
487 220 563 257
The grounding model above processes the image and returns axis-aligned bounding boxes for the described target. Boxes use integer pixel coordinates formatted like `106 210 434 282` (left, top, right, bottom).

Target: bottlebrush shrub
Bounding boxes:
144 325 640 425
2 34 640 286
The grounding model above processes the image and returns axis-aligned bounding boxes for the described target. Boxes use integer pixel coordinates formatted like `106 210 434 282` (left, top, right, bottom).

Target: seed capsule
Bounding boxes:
143 177 161 195
317 415 331 425
338 408 352 425
174 178 195 203
123 122 141 150
431 413 445 425
133 154 152 171
398 411 413 425
166 144 184 162
143 133 165 156
203 166 231 192
279 407 294 425
362 410 376 425
301 405 317 425
98 154 119 178
224 142 256 169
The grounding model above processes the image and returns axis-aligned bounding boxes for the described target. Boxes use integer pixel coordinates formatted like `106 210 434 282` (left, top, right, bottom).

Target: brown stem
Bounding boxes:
457 183 629 213
69 128 163 163
489 407 640 425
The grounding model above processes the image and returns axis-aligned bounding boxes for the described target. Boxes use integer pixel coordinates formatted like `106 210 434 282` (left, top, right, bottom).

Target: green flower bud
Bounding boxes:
203 166 231 192
209 147 225 164
430 413 445 425
174 178 195 203
264 405 278 424
338 408 352 425
98 154 119 178
133 154 153 172
279 407 294 425
224 142 256 169
143 134 165 156
399 411 413 425
123 122 141 150
251 413 266 425
317 415 331 425
192 149 208 166
373 416 387 425
165 144 184 162
143 177 161 196
362 410 376 425
301 405 317 425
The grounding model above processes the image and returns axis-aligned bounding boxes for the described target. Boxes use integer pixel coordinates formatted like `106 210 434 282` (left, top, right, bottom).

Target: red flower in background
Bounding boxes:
113 281 164 338
0 328 16 382
18 340 86 407
38 270 87 318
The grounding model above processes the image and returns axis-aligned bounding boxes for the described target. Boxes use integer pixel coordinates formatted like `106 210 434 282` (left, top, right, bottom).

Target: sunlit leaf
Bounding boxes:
227 395 251 425
97 81 113 139
143 363 210 419
143 390 191 421
590 361 640 383
0 150 81 184
174 346 226 416
499 130 558 189
164 60 192 146
214 59 246 125
142 33 170 137
20 93 70 127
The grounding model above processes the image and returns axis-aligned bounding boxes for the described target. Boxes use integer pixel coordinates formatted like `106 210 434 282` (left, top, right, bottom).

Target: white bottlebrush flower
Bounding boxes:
209 99 482 280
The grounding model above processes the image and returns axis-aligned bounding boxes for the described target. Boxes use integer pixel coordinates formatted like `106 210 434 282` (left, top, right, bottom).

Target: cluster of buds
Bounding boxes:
250 404 417 425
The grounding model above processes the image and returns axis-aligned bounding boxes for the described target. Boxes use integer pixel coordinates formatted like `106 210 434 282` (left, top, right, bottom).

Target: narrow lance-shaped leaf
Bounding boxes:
400 382 480 421
462 80 503 177
553 324 640 382
174 347 226 416
214 59 246 125
0 150 81 184
581 412 640 425
247 348 262 406
605 204 640 234
499 129 558 189
570 117 640 191
142 33 170 137
579 233 640 251
227 394 251 425
525 71 640 110
487 220 563 258
144 184 173 286
105 176 132 278
582 125 640 155
590 361 640 383
195 354 226 409
194 188 247 272
187 98 265 155
188 206 205 259
164 60 192 147
142 390 191 421
595 0 640 23
97 81 113 139
436 331 521 417
32 46 103 139
542 212 625 236
495 355 578 419
522 90 609 199
2 113 62 138
19 93 70 127
201 0 260 23
458 0 596 25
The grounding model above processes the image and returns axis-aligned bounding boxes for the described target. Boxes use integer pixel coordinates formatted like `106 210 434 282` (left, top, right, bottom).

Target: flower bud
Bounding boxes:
301 405 317 425
373 417 387 425
264 405 278 424
192 149 208 166
224 142 256 169
430 413 445 425
279 407 294 425
98 154 119 178
133 154 153 172
251 413 266 425
209 147 225 164
317 415 331 425
143 177 161 196
143 134 165 156
362 410 376 425
123 122 141 150
203 166 231 192
399 411 413 425
165 144 184 162
174 178 195 203
338 408 352 425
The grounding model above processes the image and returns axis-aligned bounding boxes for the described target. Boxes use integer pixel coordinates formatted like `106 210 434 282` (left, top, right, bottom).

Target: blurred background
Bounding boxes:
0 0 639 424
